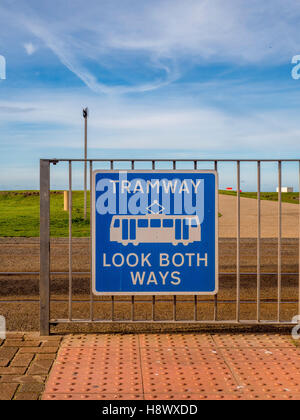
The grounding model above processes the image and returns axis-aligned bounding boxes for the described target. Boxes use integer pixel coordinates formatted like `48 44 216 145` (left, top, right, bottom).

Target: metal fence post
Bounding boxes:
40 159 50 336
236 161 241 322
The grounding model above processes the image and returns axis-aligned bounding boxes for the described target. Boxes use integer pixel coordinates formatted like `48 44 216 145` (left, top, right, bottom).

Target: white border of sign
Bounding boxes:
92 170 218 296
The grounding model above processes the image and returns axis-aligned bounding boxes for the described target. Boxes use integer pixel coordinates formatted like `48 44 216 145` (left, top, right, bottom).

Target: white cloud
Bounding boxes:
0 86 299 157
24 42 37 56
2 0 300 94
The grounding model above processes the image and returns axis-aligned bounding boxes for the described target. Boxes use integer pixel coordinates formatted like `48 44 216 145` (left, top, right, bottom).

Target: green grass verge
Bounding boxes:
0 191 90 237
220 190 299 204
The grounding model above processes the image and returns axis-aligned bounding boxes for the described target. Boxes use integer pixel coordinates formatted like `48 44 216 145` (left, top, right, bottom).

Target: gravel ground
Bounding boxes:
0 237 299 332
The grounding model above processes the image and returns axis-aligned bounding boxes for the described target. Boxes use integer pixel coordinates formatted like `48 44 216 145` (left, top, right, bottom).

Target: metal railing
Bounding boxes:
37 158 300 335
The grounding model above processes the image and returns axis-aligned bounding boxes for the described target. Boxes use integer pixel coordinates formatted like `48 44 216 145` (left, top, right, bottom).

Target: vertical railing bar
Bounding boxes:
236 161 241 322
112 295 115 321
84 159 87 221
214 160 218 321
110 160 114 320
131 296 134 321
194 295 197 321
152 295 155 321
89 161 94 321
278 161 282 322
40 159 50 336
299 161 300 316
152 160 155 319
193 160 198 320
68 161 73 321
173 296 177 321
131 159 135 320
257 161 261 323
173 160 176 319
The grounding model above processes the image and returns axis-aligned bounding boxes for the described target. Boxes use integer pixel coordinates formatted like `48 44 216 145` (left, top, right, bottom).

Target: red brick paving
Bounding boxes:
43 333 300 400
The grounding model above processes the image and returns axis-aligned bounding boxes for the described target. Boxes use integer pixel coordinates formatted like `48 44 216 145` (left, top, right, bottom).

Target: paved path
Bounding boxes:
0 332 61 400
1 332 299 400
42 333 300 400
219 195 299 238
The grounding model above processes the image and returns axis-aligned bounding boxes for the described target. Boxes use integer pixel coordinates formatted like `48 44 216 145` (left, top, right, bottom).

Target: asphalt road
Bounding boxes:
219 194 299 238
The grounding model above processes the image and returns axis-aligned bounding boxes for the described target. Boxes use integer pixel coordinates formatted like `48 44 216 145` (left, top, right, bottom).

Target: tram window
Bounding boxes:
114 219 120 228
163 219 173 228
150 219 161 228
191 218 198 227
138 219 148 228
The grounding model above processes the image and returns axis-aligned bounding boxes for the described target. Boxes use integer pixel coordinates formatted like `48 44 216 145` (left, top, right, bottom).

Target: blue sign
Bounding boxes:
92 170 218 295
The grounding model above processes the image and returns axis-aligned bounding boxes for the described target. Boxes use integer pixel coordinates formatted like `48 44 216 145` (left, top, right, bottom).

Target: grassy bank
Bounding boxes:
0 191 90 237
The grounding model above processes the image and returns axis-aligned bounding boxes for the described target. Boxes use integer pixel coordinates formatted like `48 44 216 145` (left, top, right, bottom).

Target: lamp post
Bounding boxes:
83 107 88 220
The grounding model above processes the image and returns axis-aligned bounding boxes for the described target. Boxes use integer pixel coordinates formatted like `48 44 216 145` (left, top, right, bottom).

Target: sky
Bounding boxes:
0 0 300 190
